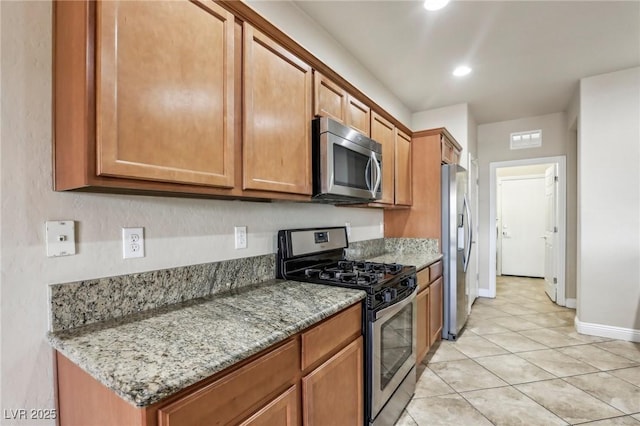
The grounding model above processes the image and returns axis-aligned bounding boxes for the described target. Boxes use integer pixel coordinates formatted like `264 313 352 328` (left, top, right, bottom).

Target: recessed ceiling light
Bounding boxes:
453 65 472 77
424 0 450 11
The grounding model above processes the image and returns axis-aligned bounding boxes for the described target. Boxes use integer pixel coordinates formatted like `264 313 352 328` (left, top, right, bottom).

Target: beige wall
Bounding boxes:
412 103 472 159
578 67 640 333
0 1 389 418
477 112 576 300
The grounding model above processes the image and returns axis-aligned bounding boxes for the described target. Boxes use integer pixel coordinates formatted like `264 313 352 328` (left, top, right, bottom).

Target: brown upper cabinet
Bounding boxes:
243 24 312 195
313 72 371 136
370 112 396 205
55 0 244 195
394 129 412 206
95 1 235 188
438 129 462 165
54 0 409 204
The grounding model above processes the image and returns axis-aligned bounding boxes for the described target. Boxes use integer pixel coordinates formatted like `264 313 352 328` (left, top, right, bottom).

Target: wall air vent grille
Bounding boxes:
510 130 542 150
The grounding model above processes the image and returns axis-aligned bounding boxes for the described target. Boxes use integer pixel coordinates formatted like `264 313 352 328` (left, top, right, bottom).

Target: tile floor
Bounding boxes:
396 276 640 425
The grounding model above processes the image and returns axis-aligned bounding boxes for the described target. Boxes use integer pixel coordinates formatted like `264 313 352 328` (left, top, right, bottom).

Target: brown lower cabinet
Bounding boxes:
415 260 443 365
55 303 363 426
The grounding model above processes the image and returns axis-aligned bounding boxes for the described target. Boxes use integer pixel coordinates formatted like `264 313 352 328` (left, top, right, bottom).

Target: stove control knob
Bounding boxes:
403 277 416 289
383 290 392 303
390 288 398 299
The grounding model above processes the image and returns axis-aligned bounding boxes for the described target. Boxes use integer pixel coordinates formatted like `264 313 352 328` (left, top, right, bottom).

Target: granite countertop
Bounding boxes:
367 252 442 271
48 279 366 408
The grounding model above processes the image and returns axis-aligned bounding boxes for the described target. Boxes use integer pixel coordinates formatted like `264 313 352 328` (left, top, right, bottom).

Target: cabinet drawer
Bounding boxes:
416 268 430 292
429 260 443 282
301 303 362 370
158 339 299 426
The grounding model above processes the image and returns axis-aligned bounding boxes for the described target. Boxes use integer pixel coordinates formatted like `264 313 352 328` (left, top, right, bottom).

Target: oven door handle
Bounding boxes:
374 287 417 321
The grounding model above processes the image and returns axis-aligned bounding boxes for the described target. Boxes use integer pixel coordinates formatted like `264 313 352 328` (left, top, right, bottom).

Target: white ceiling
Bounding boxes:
292 0 640 124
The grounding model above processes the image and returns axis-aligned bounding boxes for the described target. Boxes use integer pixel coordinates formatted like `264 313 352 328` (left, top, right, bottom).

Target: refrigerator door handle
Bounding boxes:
463 195 473 273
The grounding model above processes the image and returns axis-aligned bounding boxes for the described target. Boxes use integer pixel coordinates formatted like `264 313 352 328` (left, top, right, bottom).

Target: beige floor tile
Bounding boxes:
519 328 587 348
428 359 508 392
406 394 493 426
549 326 613 343
518 313 573 328
493 303 538 315
450 335 510 358
565 372 640 414
633 414 640 422
474 353 555 384
558 345 639 371
483 331 549 352
515 379 624 423
518 349 599 377
414 368 455 397
522 302 569 313
424 341 468 363
489 315 543 331
610 366 640 387
394 410 418 426
595 341 640 363
461 386 567 425
579 416 640 425
466 321 511 335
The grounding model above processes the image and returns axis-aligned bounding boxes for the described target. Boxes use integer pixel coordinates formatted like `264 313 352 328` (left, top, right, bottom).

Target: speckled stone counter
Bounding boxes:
367 252 442 271
48 280 365 408
346 237 442 270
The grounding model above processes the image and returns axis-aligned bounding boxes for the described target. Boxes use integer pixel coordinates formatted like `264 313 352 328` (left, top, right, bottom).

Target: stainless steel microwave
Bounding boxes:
312 117 383 203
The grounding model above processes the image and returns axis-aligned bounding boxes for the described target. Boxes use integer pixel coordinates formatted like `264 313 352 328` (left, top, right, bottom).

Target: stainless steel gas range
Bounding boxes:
277 226 417 426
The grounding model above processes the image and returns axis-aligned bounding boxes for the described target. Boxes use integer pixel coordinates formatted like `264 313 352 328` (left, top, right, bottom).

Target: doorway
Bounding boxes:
489 156 567 306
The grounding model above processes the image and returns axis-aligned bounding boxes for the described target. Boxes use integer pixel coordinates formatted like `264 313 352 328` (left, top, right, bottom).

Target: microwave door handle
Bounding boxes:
365 157 372 191
371 152 382 198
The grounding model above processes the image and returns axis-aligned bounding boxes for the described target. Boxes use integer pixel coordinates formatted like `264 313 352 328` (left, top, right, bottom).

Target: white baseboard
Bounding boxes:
565 298 576 309
575 317 640 342
478 288 492 298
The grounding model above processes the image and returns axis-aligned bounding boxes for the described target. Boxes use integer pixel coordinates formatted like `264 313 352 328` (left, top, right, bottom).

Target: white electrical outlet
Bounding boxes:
123 227 145 259
235 226 247 249
345 222 352 237
379 221 384 235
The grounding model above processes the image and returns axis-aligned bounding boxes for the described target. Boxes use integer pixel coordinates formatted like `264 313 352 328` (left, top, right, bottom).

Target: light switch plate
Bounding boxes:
46 220 76 257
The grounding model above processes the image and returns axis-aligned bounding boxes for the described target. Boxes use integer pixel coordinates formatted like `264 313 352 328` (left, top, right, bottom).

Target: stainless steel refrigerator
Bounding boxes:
441 164 473 340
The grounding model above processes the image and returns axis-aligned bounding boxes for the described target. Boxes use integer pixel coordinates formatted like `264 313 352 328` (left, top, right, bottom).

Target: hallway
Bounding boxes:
397 276 640 425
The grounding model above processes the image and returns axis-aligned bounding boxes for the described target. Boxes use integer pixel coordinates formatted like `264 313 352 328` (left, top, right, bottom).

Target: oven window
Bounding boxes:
380 304 413 389
334 144 369 190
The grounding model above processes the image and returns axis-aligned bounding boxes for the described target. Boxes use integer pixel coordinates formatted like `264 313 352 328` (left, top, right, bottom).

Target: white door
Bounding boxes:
544 165 558 301
467 157 479 312
500 177 546 277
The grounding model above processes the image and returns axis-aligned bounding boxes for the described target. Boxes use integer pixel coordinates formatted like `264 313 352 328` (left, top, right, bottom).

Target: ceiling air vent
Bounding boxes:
510 130 542 150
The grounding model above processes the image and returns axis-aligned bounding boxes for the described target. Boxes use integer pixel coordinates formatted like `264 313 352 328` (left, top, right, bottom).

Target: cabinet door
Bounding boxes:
302 337 363 426
441 136 455 164
346 96 371 136
243 24 312 195
158 339 299 426
313 72 347 123
395 129 412 206
429 277 443 345
96 1 235 187
371 112 395 204
239 385 299 426
416 288 430 365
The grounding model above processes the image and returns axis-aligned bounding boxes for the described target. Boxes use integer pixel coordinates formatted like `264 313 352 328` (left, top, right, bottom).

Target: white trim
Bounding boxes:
478 288 492 298
575 317 640 343
489 156 567 304
565 298 576 309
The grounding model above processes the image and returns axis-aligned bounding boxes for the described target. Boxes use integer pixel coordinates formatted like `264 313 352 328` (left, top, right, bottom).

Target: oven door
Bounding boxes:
371 289 417 419
319 131 382 200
